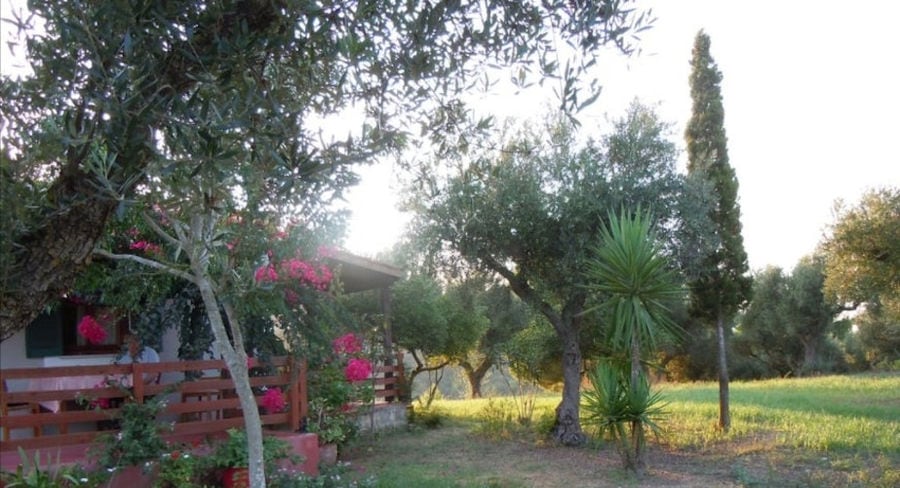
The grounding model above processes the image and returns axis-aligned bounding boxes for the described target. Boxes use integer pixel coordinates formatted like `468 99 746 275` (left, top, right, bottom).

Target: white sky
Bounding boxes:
3 0 898 272
342 0 900 271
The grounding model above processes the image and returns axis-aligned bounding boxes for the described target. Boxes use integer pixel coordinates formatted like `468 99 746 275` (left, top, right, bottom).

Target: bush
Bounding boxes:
408 406 444 429
473 399 515 439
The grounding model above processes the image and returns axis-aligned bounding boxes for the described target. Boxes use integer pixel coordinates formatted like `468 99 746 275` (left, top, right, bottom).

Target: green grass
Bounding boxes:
341 373 899 487
657 373 900 453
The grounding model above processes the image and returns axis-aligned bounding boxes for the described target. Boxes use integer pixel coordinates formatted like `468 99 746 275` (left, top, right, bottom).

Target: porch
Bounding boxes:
1 356 405 478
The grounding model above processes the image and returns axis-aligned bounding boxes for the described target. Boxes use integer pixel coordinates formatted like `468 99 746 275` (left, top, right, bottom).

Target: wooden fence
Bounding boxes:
0 357 307 452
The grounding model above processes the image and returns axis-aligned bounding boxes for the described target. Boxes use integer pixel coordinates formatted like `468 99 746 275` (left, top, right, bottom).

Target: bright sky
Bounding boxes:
342 0 900 271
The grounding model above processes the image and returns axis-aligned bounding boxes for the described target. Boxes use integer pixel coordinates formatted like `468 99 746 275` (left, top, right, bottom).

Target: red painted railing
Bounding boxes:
0 357 307 452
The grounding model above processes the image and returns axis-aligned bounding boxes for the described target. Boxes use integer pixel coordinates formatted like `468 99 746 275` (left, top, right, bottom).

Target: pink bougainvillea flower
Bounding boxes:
344 358 373 382
77 315 107 345
89 381 111 409
129 240 161 254
284 289 300 306
254 264 279 283
280 258 333 290
261 388 286 414
316 245 337 259
332 333 362 355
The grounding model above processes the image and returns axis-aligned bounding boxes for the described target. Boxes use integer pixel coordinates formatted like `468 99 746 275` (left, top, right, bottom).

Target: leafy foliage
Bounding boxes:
734 258 849 378
406 103 701 443
0 0 651 338
821 187 900 367
584 210 683 365
581 362 666 473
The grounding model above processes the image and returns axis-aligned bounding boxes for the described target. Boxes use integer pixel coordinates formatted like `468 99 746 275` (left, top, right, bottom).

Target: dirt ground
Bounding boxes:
342 423 895 488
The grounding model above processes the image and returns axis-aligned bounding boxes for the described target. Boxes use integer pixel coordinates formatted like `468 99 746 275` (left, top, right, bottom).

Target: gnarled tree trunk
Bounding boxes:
552 315 585 446
1 180 118 341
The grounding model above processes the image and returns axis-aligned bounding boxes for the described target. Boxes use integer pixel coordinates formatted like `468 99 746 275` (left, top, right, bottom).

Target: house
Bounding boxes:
0 250 405 478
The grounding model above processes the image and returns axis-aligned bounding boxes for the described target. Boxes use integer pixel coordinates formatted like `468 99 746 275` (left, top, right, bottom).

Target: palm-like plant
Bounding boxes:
582 362 667 472
582 209 683 473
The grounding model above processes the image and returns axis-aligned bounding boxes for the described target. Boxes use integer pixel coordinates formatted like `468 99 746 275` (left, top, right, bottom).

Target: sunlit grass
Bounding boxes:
429 373 900 454
353 373 899 487
657 373 900 453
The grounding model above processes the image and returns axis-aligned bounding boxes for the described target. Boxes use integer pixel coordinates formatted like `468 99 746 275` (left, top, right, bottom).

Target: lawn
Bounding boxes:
339 373 899 487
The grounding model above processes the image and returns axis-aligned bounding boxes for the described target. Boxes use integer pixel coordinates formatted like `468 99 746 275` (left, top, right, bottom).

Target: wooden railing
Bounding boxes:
368 355 405 404
0 357 307 452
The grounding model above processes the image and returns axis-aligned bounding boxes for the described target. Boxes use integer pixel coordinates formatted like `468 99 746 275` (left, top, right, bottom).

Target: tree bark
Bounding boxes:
801 338 818 375
552 319 585 446
186 216 267 488
1 183 117 341
461 359 493 399
716 314 730 432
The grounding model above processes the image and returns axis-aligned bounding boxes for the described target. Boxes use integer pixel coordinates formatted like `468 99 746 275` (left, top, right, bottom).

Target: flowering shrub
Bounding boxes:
77 315 108 344
345 358 373 383
261 387 287 414
155 449 205 488
129 240 161 254
254 264 279 283
308 333 374 447
87 380 112 409
280 258 333 290
332 333 363 355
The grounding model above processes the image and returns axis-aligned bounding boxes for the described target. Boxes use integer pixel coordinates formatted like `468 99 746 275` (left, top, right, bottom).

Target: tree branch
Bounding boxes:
93 249 195 283
479 253 563 329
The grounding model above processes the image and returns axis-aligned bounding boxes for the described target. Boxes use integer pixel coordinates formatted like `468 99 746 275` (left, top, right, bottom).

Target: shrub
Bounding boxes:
408 406 444 429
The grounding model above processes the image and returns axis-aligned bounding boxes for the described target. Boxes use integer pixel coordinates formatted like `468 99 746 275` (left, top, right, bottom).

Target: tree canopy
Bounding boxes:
0 0 651 340
735 257 846 378
821 187 900 366
406 102 704 444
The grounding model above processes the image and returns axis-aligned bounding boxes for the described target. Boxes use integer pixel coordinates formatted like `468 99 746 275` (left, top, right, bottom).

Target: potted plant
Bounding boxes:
208 429 295 488
307 399 359 465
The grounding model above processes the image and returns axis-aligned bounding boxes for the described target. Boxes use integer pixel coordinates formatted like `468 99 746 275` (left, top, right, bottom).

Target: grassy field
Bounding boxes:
340 373 899 487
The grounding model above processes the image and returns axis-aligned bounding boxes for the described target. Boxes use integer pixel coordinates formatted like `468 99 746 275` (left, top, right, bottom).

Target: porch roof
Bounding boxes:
326 250 404 293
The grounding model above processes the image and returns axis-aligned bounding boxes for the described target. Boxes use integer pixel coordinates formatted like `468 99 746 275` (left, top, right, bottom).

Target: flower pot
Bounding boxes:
319 443 338 466
222 467 250 488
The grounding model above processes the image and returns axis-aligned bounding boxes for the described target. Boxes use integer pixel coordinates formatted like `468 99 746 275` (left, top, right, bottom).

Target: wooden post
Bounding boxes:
132 363 144 403
381 287 395 402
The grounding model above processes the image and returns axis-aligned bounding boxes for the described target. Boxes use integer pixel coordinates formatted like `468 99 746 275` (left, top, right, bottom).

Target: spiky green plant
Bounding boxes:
582 209 682 473
582 362 667 473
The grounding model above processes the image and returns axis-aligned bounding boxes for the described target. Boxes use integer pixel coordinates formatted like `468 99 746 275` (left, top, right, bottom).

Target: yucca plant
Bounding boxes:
582 209 682 473
582 362 667 473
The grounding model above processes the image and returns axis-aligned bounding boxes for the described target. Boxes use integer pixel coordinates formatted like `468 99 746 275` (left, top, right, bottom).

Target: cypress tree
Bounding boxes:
684 30 752 432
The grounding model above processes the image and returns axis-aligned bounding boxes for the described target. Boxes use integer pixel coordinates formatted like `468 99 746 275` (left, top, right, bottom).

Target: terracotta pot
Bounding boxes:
106 465 155 488
222 467 250 488
319 443 338 466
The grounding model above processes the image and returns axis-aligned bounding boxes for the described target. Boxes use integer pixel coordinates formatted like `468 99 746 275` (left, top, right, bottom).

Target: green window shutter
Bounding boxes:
26 310 64 358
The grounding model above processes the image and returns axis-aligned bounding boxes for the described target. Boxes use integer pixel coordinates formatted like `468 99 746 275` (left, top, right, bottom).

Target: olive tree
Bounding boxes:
407 103 701 445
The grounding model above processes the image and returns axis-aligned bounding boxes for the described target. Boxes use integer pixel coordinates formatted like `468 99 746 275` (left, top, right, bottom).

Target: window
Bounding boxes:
25 299 128 358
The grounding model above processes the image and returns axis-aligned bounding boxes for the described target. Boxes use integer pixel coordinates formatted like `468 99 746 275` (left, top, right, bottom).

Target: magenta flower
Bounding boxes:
284 289 300 306
261 388 286 414
254 264 279 283
77 315 107 345
280 258 332 290
332 333 363 355
129 240 161 254
316 245 337 259
344 358 373 382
